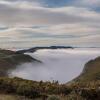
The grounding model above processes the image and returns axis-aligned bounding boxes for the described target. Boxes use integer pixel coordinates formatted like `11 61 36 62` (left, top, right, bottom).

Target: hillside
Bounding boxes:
0 49 40 76
75 57 100 82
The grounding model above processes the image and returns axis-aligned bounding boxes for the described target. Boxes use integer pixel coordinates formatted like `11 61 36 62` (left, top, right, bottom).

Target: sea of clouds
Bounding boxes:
10 48 100 83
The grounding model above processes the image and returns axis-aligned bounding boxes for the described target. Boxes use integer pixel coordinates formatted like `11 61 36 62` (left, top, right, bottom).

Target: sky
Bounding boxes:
0 0 100 49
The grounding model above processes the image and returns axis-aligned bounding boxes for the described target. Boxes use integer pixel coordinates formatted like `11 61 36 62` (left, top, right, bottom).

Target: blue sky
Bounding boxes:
37 0 70 7
0 0 100 48
4 0 100 9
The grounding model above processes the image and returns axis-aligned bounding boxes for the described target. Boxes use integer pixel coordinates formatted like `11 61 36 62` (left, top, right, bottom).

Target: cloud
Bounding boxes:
0 6 80 26
0 3 100 26
0 0 100 27
10 49 100 83
74 0 100 7
0 25 100 49
0 0 100 48
1 0 100 9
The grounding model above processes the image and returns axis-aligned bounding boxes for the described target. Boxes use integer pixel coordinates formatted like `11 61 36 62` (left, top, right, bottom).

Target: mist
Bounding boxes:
9 48 100 83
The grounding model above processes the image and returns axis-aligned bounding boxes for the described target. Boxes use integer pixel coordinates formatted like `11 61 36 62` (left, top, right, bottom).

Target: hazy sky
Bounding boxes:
0 0 100 48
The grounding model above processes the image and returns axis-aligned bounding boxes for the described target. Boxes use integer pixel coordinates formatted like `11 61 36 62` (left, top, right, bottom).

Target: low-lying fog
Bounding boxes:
10 48 100 83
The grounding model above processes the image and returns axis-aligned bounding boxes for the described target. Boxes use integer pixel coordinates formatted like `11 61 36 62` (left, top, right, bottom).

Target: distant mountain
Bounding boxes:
16 46 74 54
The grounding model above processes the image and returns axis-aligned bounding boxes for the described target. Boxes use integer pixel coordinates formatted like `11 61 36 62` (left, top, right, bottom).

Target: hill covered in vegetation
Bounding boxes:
75 57 100 82
0 49 40 76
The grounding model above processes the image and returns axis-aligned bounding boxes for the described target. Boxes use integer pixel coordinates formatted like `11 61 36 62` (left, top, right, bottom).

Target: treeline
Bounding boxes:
0 77 100 100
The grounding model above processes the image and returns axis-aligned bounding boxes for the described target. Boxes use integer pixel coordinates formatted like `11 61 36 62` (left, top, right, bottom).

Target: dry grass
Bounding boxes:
0 94 33 100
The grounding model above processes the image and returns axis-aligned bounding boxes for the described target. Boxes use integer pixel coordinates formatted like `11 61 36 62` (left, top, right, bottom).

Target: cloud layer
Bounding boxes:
10 48 100 83
0 0 100 48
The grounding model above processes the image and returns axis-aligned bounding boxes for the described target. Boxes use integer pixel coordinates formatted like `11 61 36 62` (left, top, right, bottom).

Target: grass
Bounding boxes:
0 94 85 100
0 94 33 100
0 94 45 100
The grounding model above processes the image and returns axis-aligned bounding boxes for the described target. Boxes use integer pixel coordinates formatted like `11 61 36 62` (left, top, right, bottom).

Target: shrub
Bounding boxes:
47 95 60 100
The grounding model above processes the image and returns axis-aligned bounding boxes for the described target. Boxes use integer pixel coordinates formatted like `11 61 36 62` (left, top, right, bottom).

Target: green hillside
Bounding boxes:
0 49 39 76
75 57 100 82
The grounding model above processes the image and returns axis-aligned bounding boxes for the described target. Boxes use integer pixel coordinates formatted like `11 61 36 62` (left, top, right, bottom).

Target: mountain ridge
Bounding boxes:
16 46 74 54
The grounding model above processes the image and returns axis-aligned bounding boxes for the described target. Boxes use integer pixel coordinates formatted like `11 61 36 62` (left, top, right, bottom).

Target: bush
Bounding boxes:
47 95 60 100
